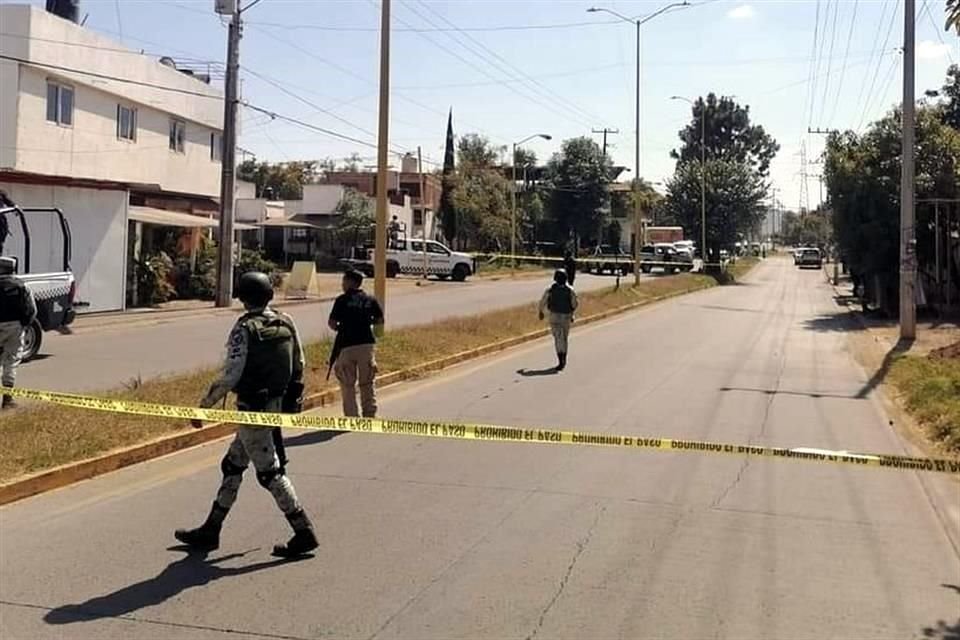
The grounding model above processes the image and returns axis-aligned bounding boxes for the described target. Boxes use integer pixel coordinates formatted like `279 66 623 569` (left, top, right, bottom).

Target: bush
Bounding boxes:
173 241 217 301
235 249 282 289
136 252 176 306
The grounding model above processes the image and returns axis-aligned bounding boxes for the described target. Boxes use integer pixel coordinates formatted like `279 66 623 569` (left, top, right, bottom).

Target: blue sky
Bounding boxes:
9 0 960 211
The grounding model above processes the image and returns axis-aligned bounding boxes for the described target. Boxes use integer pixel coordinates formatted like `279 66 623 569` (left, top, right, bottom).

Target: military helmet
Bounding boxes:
236 271 274 307
553 269 567 285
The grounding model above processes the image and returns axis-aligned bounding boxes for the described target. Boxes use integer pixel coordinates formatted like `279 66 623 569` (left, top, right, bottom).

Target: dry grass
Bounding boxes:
0 270 725 482
888 354 960 454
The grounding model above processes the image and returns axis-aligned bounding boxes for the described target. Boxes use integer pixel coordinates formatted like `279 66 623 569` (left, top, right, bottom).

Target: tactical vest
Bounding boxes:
233 312 296 401
0 276 29 324
547 283 574 314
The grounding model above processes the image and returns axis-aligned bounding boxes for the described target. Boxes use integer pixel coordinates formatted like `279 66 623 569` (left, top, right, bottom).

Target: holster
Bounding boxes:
281 381 304 415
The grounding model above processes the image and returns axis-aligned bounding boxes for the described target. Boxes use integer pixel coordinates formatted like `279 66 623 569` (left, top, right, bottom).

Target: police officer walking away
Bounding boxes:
176 272 318 558
329 269 384 417
539 269 578 371
0 256 36 409
563 249 577 286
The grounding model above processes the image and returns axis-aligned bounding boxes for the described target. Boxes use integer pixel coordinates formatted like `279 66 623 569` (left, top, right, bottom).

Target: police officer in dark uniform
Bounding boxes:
175 272 318 558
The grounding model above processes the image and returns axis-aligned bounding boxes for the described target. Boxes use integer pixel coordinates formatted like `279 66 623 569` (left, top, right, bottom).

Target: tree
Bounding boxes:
948 0 959 34
661 160 768 259
450 134 512 250
513 147 537 170
341 152 363 172
933 64 960 129
825 98 960 312
237 160 319 200
544 137 613 246
336 188 375 248
671 94 780 178
459 133 505 168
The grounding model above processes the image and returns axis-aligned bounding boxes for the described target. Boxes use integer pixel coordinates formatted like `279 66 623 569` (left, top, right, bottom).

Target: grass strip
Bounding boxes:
0 265 755 482
888 355 960 454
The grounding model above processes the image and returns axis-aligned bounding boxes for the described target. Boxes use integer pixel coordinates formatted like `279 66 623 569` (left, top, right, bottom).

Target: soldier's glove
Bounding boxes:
191 419 204 429
282 381 305 415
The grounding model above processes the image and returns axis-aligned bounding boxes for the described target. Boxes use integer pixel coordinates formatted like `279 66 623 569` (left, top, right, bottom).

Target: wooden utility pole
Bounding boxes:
900 0 917 339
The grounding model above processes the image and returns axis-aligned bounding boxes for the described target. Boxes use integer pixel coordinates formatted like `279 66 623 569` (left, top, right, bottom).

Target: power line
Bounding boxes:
817 0 842 124
804 0 823 134
0 54 222 99
246 23 511 145
392 0 596 130
410 0 607 126
924 0 957 64
827 0 859 126
857 0 901 131
852 0 892 130
242 17 629 33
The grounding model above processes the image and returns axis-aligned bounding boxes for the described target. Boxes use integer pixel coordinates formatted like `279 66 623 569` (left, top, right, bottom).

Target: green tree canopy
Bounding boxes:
544 137 613 245
825 102 960 282
449 134 512 250
661 160 768 259
459 134 505 168
948 0 959 34
671 94 780 177
237 160 319 200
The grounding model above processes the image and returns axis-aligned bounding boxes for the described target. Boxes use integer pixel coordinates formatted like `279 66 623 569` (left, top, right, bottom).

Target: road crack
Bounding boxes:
525 504 606 640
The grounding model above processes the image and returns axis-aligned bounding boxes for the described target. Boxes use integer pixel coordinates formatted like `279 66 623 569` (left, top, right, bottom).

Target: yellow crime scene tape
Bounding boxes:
5 387 958 476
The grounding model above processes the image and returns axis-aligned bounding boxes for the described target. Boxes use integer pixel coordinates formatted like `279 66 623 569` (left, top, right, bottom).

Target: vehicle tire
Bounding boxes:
386 262 400 278
641 265 651 274
22 320 42 362
669 267 678 274
452 264 470 282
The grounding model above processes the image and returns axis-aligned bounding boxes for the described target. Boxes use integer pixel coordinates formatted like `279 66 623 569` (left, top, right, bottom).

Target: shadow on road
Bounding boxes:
854 337 914 399
719 386 862 400
517 367 559 377
285 429 346 449
921 584 960 639
43 548 293 625
686 303 763 314
802 311 864 333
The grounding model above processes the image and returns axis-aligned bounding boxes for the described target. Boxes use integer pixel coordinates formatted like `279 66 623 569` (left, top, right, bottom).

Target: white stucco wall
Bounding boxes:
0 4 223 197
0 181 127 312
302 184 345 214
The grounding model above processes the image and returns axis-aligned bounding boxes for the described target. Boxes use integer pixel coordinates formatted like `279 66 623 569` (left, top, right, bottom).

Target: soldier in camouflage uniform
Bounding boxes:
175 272 318 558
0 256 37 409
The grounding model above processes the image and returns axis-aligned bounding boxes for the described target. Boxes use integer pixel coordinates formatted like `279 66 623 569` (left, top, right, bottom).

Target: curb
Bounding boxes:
0 278 721 506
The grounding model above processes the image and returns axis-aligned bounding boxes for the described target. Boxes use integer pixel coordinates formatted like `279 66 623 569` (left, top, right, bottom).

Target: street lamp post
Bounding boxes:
588 2 690 285
512 133 551 276
671 95 706 269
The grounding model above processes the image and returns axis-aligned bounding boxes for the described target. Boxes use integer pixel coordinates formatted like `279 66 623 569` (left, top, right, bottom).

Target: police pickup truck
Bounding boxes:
342 233 477 282
639 243 695 274
1 205 77 360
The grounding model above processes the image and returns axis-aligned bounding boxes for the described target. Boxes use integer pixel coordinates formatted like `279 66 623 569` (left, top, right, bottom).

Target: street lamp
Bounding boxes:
588 2 690 285
671 95 707 269
512 133 552 276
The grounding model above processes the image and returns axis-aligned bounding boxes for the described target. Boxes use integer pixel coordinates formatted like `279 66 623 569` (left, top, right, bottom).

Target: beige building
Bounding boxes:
0 4 223 311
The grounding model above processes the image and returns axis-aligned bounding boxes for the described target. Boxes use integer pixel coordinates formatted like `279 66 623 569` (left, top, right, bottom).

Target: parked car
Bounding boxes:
639 243 694 274
797 248 823 269
2 204 78 360
583 245 632 276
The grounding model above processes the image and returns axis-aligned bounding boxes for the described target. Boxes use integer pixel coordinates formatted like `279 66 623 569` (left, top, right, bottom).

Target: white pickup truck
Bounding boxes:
2 205 77 360
343 237 477 282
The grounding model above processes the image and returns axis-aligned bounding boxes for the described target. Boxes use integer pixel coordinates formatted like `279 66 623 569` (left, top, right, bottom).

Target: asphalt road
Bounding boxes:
18 272 618 393
2 257 958 640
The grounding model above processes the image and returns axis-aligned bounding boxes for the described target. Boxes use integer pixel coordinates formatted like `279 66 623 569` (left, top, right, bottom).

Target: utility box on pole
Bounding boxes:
214 0 237 15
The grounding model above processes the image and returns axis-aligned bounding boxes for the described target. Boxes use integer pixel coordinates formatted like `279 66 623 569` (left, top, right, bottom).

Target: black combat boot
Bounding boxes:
272 509 318 558
174 502 228 551
1 394 15 410
557 353 567 371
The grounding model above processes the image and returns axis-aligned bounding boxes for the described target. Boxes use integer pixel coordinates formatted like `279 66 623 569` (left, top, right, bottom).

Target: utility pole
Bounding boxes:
593 127 619 286
214 1 242 307
374 0 391 323
592 127 619 158
900 0 916 339
418 145 426 282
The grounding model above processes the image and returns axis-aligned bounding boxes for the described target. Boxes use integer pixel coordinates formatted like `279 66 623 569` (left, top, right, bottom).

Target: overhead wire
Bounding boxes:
804 0 823 134
826 0 859 126
817 0 842 124
410 0 608 126
857 0 901 131
923 0 957 64
390 0 596 130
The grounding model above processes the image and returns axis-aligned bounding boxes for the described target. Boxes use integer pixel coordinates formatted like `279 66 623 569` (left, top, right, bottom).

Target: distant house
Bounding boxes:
0 4 224 311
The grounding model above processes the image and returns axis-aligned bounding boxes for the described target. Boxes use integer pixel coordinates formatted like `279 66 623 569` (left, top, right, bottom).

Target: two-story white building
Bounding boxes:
0 4 224 311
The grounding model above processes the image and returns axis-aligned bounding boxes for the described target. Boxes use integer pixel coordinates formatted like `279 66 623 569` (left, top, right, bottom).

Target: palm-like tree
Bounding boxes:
948 0 960 35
